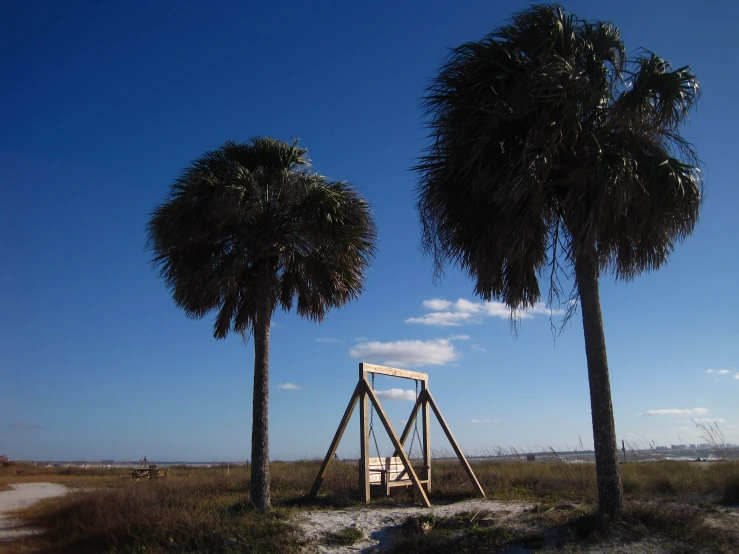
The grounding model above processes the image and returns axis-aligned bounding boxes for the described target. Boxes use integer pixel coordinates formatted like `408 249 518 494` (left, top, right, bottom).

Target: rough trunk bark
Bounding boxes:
574 251 623 520
251 282 272 511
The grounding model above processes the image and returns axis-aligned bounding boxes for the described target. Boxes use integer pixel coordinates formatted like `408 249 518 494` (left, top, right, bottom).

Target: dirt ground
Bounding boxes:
295 498 526 552
0 483 69 543
294 498 739 553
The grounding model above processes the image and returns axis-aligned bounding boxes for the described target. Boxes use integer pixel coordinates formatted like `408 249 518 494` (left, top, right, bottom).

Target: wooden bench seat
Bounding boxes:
368 456 428 496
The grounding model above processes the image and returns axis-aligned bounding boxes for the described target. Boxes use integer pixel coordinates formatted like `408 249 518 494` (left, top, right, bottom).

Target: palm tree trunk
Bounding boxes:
251 282 272 511
574 251 623 520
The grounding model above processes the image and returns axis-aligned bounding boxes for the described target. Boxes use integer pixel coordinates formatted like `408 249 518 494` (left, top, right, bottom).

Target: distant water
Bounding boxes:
39 461 242 469
467 446 739 463
35 447 739 467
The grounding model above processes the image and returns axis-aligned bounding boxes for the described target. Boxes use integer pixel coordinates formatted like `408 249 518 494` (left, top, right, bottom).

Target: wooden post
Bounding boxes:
426 390 485 498
359 367 371 503
363 381 432 507
308 383 361 499
422 380 431 492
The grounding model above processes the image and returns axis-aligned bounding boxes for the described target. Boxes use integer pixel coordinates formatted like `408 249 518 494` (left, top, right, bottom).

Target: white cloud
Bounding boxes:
316 337 340 343
448 334 470 341
277 382 302 390
406 298 562 326
350 338 460 367
706 369 731 375
376 389 416 402
406 311 473 326
735 374 739 380
471 418 499 424
423 299 453 311
471 344 486 353
637 408 708 416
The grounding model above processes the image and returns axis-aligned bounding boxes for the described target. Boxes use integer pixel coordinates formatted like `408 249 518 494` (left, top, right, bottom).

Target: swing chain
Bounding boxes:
407 379 422 460
368 373 381 458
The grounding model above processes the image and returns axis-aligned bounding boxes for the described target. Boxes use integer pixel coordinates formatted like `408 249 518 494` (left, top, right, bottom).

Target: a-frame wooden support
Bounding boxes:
309 363 485 506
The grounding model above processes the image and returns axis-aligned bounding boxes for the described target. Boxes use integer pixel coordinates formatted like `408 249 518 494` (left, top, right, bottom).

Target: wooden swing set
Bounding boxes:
309 363 485 507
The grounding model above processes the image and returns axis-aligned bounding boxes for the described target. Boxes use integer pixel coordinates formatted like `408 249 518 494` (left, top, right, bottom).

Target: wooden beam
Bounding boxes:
422 380 431 493
360 363 428 382
359 378 371 503
309 383 361 499
363 381 432 507
426 390 485 498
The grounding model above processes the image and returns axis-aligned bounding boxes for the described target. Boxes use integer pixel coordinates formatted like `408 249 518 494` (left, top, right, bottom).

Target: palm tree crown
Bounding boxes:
417 3 702 308
148 137 377 337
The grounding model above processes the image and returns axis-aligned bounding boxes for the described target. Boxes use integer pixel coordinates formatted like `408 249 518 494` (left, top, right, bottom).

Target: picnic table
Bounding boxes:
130 464 168 480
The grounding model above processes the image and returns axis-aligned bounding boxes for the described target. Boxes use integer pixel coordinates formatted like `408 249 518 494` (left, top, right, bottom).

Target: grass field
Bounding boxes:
2 458 738 552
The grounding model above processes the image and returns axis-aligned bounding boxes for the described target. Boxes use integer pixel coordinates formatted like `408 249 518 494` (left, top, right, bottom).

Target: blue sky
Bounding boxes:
2 0 738 462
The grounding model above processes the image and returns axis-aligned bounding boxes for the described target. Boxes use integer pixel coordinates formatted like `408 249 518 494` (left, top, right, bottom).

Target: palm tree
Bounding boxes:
148 138 377 511
415 4 702 519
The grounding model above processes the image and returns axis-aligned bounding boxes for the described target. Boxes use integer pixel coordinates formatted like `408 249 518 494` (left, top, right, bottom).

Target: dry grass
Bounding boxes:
9 468 300 553
4 459 738 552
0 463 130 491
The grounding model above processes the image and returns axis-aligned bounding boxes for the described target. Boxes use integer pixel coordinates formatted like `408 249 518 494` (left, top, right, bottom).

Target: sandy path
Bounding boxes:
0 483 69 543
294 498 530 553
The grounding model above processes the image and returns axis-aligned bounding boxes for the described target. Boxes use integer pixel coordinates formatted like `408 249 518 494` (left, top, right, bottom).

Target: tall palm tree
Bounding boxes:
148 138 377 511
415 4 702 519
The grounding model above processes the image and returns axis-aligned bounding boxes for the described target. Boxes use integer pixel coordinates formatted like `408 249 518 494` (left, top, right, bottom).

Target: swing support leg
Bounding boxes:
394 390 429 490
426 390 485 498
309 383 361 500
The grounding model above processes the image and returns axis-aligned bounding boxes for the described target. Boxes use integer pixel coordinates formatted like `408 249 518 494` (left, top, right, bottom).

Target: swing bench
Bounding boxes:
309 363 485 507
368 456 429 496
365 371 428 496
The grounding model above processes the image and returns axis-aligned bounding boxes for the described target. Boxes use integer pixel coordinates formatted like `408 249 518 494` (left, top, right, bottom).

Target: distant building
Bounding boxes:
101 460 115 464
655 446 668 451
670 444 687 450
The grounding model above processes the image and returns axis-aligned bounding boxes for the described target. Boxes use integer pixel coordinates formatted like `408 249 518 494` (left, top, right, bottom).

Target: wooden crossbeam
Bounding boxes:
360 362 428 382
425 389 485 498
308 382 361 499
362 380 432 507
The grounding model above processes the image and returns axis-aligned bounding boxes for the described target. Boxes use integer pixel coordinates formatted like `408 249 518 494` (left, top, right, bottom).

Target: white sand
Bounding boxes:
294 498 530 553
0 482 69 542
